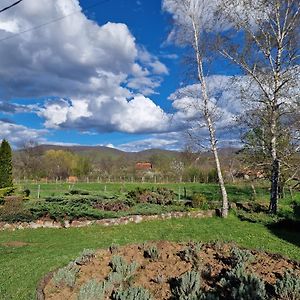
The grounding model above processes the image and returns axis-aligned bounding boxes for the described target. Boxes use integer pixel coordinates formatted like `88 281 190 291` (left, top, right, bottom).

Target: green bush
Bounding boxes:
127 187 175 205
0 186 15 204
171 270 203 300
220 265 266 300
191 193 208 209
77 279 107 300
74 249 96 265
230 247 254 267
108 256 138 283
0 196 34 222
52 263 79 288
112 287 152 300
274 270 300 300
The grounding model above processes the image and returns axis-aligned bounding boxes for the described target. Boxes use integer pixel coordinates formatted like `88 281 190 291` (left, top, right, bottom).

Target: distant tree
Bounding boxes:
0 139 13 188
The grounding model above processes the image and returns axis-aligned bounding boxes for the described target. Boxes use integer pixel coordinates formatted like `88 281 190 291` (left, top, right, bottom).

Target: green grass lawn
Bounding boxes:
0 215 299 300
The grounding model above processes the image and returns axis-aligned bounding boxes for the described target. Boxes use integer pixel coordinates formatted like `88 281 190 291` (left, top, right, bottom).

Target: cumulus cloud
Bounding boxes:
0 0 171 135
0 120 47 147
39 94 171 134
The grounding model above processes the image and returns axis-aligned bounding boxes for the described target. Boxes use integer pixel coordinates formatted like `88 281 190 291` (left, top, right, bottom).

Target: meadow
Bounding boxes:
0 182 299 299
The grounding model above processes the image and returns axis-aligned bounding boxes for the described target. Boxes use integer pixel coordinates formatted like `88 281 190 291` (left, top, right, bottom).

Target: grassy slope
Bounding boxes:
0 215 299 300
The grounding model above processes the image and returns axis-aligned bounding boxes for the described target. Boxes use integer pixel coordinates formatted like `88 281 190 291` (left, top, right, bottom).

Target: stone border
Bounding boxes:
0 210 215 231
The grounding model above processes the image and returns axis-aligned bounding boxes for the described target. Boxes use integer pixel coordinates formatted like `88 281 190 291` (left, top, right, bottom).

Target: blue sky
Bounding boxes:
0 0 240 151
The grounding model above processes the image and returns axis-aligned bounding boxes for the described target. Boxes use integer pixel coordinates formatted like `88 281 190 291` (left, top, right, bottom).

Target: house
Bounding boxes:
135 162 153 171
67 176 78 183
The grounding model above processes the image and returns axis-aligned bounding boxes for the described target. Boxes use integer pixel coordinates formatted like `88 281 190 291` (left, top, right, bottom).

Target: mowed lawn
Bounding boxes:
0 215 299 300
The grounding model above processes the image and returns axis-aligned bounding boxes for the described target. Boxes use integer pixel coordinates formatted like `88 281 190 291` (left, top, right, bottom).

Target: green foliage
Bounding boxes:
0 139 13 188
68 189 90 196
274 270 300 300
52 263 79 288
127 187 175 205
230 247 254 267
109 256 138 283
112 287 152 300
178 245 201 269
220 264 266 300
77 279 108 300
171 270 203 300
74 249 96 265
1 215 300 299
144 245 159 260
0 186 15 204
0 196 34 222
191 193 208 209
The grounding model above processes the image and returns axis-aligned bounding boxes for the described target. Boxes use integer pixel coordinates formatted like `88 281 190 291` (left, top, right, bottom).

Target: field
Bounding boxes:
0 182 299 299
15 181 276 201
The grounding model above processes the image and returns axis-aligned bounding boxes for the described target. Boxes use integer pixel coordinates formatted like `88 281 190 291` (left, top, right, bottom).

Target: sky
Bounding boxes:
0 0 241 151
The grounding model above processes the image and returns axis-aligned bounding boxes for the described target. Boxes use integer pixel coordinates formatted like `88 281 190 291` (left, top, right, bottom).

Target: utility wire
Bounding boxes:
0 0 111 42
0 0 24 13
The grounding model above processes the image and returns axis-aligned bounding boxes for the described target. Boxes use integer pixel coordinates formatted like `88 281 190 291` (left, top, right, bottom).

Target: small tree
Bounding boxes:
0 139 13 188
163 0 229 217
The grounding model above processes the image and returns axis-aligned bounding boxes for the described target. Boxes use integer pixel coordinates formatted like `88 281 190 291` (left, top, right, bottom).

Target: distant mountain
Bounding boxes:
16 144 181 163
15 144 240 165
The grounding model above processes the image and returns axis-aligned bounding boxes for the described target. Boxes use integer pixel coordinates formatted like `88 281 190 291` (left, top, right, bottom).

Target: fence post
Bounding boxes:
37 184 41 199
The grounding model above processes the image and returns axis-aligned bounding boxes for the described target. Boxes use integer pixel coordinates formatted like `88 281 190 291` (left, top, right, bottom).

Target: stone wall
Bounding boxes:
0 210 215 231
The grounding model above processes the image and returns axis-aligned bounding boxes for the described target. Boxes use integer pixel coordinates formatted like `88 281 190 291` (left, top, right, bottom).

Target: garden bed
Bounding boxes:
41 241 300 300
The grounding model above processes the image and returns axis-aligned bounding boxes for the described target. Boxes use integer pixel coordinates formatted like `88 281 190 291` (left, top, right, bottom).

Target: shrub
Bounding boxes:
109 256 138 283
109 243 119 254
127 187 175 205
274 270 300 300
0 196 34 222
52 263 79 288
144 245 159 260
69 189 90 195
74 249 96 265
171 270 203 300
112 287 152 300
0 186 15 204
178 246 201 269
77 279 108 300
220 264 266 300
230 247 254 267
191 193 208 209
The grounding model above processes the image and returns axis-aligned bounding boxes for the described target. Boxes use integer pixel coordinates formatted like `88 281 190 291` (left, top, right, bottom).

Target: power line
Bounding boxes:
0 0 111 43
0 0 24 13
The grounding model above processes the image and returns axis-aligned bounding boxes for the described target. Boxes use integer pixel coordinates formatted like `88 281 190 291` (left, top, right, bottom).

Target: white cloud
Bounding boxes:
0 120 47 147
40 94 171 134
0 0 171 135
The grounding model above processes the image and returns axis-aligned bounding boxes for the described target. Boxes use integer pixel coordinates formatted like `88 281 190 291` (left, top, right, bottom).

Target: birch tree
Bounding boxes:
163 0 229 217
218 0 300 213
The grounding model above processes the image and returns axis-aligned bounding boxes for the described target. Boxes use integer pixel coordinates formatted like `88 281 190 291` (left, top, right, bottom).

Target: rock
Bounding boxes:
134 215 143 223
